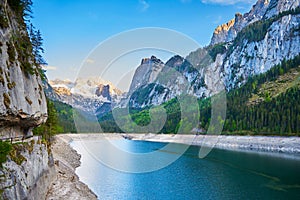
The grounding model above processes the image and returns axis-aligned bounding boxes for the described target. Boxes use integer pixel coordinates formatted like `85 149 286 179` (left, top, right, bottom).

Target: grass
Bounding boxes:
0 139 38 167
9 143 27 165
248 66 300 105
0 141 12 167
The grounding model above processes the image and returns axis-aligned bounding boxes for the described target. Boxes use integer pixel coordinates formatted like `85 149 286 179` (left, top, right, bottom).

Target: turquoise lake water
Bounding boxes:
71 139 300 200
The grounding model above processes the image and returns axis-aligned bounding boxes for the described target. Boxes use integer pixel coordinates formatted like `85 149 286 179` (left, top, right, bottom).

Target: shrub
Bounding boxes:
0 141 12 167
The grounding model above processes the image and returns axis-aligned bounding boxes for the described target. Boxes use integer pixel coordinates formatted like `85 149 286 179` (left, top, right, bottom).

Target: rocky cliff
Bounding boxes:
0 137 55 200
128 56 164 96
211 0 270 45
125 0 300 108
210 0 300 45
0 1 54 199
0 0 47 139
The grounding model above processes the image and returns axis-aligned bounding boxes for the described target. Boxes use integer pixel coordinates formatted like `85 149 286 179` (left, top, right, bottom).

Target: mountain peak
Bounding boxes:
210 0 270 45
165 55 184 68
210 0 300 46
213 18 235 35
141 55 164 65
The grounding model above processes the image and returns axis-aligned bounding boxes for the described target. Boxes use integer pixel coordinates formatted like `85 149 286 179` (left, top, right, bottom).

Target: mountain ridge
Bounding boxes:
47 77 123 113
124 0 300 108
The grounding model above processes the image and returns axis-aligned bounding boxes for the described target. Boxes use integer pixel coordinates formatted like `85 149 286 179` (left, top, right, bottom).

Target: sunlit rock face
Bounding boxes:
211 0 270 45
0 0 47 139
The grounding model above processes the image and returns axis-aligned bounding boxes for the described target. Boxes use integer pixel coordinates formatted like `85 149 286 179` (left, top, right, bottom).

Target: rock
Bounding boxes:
210 18 235 45
0 0 47 139
95 84 111 101
128 55 164 96
223 13 300 90
265 0 300 19
210 0 270 45
48 77 122 113
0 137 56 200
46 136 98 200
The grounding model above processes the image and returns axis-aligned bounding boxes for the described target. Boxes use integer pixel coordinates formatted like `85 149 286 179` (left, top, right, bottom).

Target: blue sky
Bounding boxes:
31 0 256 88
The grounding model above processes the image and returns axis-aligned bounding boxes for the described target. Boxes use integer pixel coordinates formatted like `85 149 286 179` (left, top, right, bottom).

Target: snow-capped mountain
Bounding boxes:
48 77 123 113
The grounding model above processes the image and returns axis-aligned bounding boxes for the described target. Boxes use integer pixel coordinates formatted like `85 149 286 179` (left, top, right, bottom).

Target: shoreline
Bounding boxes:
129 133 300 156
46 135 98 200
58 133 300 156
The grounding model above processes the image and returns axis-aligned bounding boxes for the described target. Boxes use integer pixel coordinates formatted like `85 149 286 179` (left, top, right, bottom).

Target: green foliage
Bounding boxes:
9 143 27 165
208 43 226 62
0 141 12 167
0 6 9 29
33 99 63 139
222 54 300 134
52 100 77 133
5 1 46 78
36 67 46 81
228 7 300 56
35 99 99 134
29 23 46 66
0 140 35 167
7 0 32 23
12 33 35 75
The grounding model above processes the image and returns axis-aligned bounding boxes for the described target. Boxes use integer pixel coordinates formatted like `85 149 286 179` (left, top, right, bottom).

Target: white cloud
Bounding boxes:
42 65 57 70
139 0 150 12
86 58 95 64
201 0 256 5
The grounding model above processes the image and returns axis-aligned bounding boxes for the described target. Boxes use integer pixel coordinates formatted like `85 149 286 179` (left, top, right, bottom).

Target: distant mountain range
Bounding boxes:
45 77 122 113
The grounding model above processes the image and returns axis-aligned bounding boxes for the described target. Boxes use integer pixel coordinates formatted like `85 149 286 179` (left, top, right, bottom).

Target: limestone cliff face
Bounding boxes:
223 13 300 89
127 54 208 108
211 0 300 46
209 0 300 91
0 138 55 200
128 56 164 96
265 0 300 18
0 0 47 139
0 2 54 200
211 0 270 45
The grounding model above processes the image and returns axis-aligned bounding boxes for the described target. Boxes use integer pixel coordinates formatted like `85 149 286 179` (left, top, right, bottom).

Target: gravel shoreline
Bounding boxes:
130 133 300 156
46 135 98 200
58 133 300 156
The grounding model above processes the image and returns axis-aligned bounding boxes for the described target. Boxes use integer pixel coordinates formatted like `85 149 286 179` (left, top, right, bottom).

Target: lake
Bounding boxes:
71 139 300 200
